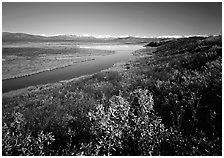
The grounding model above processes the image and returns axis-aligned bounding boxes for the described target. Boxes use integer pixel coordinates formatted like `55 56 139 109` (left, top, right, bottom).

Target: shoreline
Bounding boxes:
2 62 126 98
2 44 144 81
2 58 95 81
3 46 145 96
2 59 134 97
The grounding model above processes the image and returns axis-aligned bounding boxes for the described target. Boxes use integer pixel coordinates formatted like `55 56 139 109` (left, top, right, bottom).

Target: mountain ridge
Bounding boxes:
2 32 212 43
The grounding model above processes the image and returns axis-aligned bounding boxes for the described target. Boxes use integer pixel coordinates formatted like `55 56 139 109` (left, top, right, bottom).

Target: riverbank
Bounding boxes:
3 44 144 93
3 58 94 81
2 47 143 97
2 45 114 80
2 58 135 98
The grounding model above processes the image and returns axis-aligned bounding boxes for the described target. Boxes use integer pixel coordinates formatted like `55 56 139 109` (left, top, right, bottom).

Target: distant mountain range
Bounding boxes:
2 32 99 42
2 32 210 43
2 32 158 43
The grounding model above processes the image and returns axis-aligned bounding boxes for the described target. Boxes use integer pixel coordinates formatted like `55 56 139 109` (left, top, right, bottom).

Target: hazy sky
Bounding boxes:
2 2 222 37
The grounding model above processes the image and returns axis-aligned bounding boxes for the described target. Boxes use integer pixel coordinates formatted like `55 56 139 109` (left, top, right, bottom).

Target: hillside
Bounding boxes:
2 32 159 43
2 35 222 156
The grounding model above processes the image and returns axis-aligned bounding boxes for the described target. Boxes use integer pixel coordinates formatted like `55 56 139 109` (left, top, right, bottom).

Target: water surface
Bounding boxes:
3 44 143 93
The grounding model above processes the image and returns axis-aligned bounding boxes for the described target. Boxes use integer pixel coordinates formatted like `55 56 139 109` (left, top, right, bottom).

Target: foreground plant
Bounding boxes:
80 89 166 155
2 112 55 156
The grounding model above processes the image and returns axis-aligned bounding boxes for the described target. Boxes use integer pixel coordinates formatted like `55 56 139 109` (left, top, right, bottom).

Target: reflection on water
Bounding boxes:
3 44 144 93
78 44 134 50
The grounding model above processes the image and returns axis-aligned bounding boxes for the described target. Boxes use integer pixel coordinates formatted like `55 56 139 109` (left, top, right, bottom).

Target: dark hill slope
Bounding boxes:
2 32 49 42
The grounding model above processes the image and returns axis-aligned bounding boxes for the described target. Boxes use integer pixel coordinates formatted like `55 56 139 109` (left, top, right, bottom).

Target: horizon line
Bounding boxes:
3 31 219 39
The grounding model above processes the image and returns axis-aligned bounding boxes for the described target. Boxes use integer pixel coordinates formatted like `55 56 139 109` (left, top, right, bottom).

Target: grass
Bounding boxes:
2 35 222 155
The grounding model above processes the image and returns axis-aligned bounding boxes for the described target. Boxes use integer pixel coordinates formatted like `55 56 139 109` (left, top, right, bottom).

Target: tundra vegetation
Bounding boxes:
2 36 222 155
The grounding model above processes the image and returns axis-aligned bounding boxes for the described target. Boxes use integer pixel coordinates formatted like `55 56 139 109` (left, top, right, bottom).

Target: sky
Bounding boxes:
2 2 222 37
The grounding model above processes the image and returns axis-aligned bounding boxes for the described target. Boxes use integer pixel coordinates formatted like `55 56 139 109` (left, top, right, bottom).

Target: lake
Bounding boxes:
2 44 144 93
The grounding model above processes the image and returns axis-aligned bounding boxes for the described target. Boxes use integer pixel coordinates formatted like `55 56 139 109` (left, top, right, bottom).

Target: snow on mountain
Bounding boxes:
2 32 212 43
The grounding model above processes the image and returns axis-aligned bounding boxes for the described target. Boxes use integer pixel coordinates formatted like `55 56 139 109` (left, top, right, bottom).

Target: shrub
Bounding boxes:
2 112 55 156
80 89 166 155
